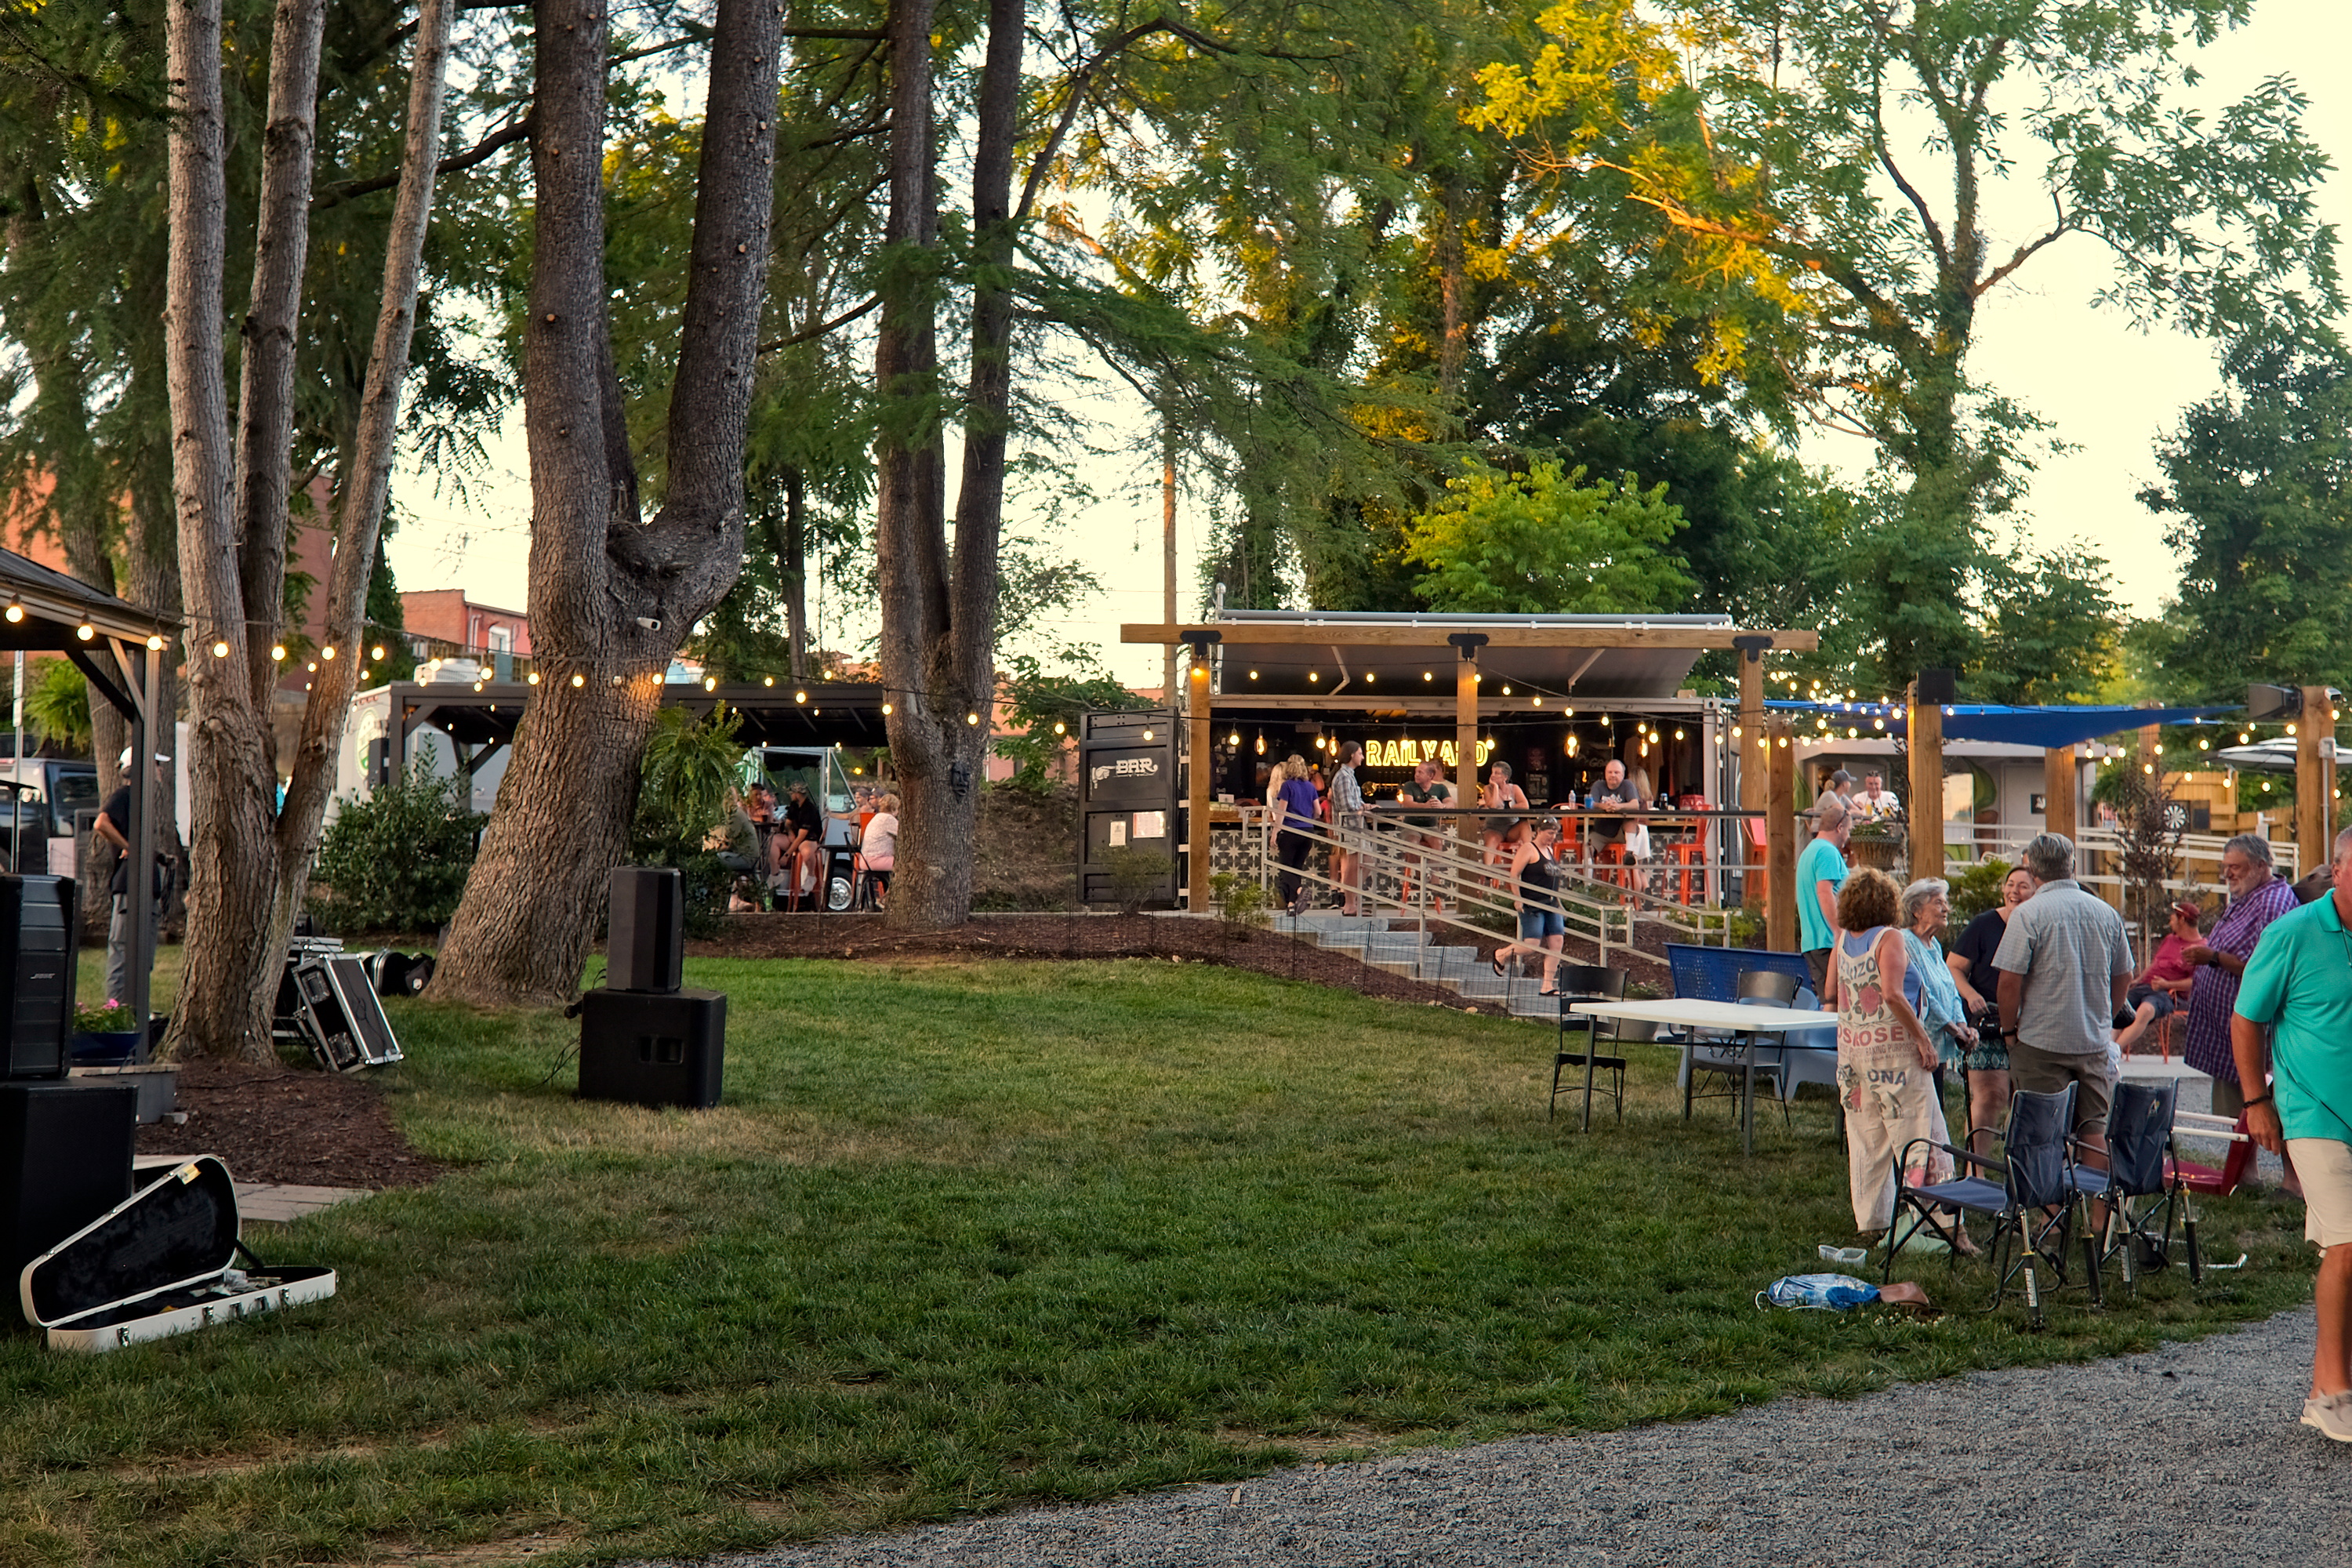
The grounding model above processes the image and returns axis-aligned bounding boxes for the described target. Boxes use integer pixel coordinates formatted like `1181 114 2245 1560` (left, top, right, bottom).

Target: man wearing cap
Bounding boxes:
2114 898 2203 1054
1797 794 1852 992
93 748 170 1006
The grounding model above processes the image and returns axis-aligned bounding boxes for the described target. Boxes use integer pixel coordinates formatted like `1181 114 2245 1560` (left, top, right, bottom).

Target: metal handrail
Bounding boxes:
1229 808 1738 960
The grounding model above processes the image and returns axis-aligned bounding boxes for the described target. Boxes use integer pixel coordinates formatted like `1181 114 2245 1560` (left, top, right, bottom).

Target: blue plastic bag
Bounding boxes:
1759 1272 1881 1311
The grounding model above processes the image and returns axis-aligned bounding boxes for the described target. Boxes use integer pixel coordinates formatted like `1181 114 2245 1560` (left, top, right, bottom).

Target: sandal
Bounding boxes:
1492 954 1509 978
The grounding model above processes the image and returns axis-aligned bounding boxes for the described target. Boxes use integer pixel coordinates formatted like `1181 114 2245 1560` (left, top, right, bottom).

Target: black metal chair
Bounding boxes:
1682 969 1800 1126
1549 964 1630 1128
2074 1079 2184 1296
1887 1084 2082 1327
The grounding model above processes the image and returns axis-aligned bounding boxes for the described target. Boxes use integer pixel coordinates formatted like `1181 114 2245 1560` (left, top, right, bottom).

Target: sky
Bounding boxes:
383 1 2352 693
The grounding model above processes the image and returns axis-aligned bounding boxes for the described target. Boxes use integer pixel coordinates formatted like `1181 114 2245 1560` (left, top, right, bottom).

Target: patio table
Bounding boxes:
1563 996 1838 1155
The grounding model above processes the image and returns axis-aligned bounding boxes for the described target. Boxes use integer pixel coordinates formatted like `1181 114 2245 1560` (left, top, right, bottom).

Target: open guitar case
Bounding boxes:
19 1155 336 1352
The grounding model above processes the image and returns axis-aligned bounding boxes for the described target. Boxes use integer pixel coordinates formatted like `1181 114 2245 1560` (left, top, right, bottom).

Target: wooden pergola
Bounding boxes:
1122 612 1820 933
0 548 176 1030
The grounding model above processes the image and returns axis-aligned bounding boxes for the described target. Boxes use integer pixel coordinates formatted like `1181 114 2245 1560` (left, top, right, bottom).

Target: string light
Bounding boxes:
147 634 166 652
271 644 286 662
1052 720 1065 735
74 622 93 641
703 676 718 691
795 690 808 703
1142 728 1154 741
1228 731 1240 746
763 675 775 687
211 640 230 659
2 599 19 623
320 645 335 660
371 644 386 661
967 712 980 724
571 673 585 687
528 671 542 684
882 702 893 715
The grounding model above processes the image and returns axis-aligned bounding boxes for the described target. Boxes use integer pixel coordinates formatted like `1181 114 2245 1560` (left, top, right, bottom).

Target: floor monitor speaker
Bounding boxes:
607 868 684 993
0 1082 134 1314
576 987 726 1109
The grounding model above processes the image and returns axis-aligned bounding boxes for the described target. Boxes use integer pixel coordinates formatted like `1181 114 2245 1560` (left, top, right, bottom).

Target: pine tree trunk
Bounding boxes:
432 0 784 1004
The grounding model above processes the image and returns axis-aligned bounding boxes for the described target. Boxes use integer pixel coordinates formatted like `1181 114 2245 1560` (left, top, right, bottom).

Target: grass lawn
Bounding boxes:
3 954 2319 1566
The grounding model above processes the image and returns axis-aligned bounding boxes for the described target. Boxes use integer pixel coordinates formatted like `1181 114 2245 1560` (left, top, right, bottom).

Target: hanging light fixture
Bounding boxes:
1254 736 1265 754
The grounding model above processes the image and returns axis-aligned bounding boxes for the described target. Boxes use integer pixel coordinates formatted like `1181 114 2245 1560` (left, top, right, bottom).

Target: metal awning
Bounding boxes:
1127 610 1814 702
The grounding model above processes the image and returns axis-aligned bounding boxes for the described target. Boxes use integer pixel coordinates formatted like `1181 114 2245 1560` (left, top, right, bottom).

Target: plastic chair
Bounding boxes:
1549 964 1630 1129
1886 1085 2082 1327
2167 1111 2255 1197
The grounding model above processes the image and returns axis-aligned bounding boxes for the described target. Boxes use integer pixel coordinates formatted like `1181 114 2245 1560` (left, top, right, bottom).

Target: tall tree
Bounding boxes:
2139 334 2352 701
432 0 786 1004
165 0 458 1058
1475 0 2340 688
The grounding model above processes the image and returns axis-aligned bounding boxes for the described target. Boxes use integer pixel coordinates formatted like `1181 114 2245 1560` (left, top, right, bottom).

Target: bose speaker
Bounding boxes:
1 876 77 1080
607 867 684 993
1916 668 1958 706
0 1082 134 1310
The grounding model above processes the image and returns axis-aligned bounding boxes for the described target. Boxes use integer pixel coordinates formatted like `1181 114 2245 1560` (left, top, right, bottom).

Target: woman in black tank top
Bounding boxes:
1494 818 1568 993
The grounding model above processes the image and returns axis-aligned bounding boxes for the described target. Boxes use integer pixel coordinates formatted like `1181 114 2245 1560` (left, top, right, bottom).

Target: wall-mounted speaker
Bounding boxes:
1916 668 1958 706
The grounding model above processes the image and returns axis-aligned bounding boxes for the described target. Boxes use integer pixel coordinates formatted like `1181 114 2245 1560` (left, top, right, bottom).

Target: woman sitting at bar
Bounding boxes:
1479 760 1530 878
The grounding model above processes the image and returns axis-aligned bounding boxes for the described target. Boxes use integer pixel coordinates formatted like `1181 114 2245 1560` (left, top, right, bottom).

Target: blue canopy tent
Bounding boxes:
1762 700 2237 749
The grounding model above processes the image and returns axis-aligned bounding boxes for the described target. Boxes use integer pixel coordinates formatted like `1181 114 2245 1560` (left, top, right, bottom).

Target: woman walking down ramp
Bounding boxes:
1828 868 1952 1237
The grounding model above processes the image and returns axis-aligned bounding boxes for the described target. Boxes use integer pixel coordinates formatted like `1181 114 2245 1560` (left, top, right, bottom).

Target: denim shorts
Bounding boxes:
1518 907 1565 940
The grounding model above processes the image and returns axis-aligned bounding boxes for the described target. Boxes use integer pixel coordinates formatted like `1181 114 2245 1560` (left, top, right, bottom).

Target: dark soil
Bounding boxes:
134 1057 441 1192
689 909 1679 999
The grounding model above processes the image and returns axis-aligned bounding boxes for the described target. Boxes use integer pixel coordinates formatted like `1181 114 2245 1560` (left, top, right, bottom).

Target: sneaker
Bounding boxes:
2303 1392 2352 1443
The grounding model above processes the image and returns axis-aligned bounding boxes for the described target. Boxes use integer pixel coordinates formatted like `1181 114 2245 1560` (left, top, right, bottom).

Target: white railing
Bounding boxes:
1947 824 2297 897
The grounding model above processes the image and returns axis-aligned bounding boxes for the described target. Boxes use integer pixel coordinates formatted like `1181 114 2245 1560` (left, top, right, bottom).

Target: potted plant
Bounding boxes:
71 1000 145 1066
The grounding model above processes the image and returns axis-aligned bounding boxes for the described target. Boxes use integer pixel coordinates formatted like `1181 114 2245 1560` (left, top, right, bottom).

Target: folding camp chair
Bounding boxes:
2071 1080 2182 1298
1886 1085 2082 1328
1549 964 1629 1129
1682 970 1798 1127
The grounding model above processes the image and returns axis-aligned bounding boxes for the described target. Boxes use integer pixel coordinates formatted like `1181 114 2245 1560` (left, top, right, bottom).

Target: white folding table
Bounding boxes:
1565 996 1839 1153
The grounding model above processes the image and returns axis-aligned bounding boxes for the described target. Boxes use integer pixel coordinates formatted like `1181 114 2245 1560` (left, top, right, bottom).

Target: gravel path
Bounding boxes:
652 1306 2352 1568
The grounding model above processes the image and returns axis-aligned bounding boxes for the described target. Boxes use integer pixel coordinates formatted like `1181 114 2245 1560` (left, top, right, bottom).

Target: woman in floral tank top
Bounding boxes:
1825 868 1956 1238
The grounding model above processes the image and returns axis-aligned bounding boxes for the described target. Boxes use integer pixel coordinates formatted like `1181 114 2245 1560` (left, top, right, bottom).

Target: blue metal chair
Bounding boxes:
1887 1084 2082 1327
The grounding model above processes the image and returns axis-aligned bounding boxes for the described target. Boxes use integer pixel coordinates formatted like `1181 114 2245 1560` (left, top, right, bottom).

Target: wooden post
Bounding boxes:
1737 636 1767 909
1185 647 1212 912
1908 681 1944 883
1766 715 1797 952
2043 745 2077 843
1161 415 1178 703
2300 684 2335 865
1455 645 1479 856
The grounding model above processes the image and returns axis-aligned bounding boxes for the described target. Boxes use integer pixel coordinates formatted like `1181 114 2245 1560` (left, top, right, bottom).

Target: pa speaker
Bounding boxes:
576 987 726 1109
1916 668 1958 706
607 868 684 993
1 876 77 1081
0 1082 134 1314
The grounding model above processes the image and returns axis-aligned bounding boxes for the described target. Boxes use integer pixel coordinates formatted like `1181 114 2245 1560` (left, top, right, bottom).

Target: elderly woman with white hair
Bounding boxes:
1896 874 1977 1250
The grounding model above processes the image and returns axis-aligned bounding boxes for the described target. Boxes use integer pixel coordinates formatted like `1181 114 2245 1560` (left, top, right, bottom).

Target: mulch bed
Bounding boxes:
688 909 1679 996
134 1058 441 1192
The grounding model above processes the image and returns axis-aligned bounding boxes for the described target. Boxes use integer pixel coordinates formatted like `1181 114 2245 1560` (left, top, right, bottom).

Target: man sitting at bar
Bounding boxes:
1853 770 1902 822
1587 757 1645 887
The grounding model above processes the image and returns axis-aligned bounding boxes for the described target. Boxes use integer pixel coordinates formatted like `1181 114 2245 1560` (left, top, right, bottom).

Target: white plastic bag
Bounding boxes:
1624 822 1652 860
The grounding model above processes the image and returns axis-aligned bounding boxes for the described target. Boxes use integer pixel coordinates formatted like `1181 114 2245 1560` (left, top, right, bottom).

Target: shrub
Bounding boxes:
312 762 484 935
629 705 745 938
1948 856 2013 924
1101 847 1173 915
1210 872 1271 938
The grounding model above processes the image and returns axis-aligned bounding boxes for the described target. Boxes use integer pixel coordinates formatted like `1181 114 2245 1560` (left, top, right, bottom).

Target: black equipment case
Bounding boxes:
19 1154 336 1352
274 945 403 1073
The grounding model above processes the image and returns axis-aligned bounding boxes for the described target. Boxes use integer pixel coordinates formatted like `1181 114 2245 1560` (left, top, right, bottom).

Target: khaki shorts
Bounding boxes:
2289 1140 2352 1249
2006 1038 2113 1136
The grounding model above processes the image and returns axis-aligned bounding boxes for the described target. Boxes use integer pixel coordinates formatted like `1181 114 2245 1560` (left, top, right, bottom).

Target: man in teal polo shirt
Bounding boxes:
1797 796 1852 993
2234 824 2352 1443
